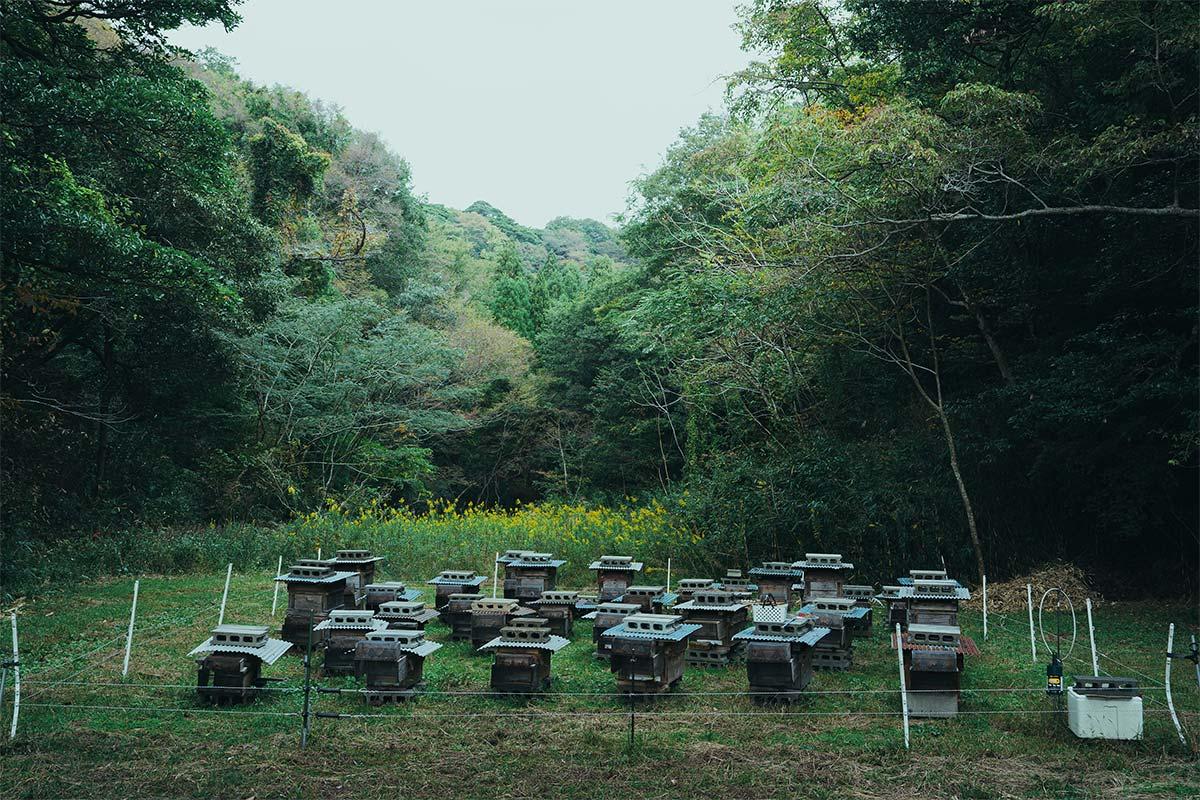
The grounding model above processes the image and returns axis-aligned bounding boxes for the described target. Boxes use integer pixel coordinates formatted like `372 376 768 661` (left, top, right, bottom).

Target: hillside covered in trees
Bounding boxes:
2 0 1197 593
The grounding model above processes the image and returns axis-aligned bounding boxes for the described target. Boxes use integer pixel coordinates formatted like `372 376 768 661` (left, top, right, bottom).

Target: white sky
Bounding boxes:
170 0 753 228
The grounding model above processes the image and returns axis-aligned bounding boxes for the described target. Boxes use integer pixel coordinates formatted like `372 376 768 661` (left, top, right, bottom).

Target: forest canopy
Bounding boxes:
1 0 1196 592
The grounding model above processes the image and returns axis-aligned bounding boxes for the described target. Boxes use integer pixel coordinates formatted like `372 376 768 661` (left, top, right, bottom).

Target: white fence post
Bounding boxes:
1165 623 1187 746
271 555 283 618
1026 583 1037 664
492 553 499 599
1085 598 1098 676
896 623 909 750
122 579 140 677
666 557 672 593
982 575 988 641
8 613 19 741
217 563 233 626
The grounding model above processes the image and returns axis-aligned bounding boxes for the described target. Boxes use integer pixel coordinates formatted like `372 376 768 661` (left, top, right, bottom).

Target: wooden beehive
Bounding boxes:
375 598 440 630
501 552 566 603
879 585 907 629
479 616 569 693
793 553 854 601
426 569 488 610
841 585 875 637
189 624 291 704
363 581 420 612
747 562 806 607
444 592 485 641
675 578 715 604
275 560 356 647
328 549 386 607
469 596 534 651
528 590 580 637
733 607 829 701
583 601 640 659
588 555 644 602
314 609 388 676
603 613 700 695
622 585 667 614
904 578 968 628
674 589 751 666
800 597 858 670
896 623 977 718
353 628 442 704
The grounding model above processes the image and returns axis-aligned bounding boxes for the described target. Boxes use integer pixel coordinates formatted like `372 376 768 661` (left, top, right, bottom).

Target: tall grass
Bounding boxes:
3 498 708 599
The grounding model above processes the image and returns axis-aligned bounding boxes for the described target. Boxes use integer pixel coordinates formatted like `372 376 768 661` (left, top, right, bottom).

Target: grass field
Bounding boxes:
0 566 1196 799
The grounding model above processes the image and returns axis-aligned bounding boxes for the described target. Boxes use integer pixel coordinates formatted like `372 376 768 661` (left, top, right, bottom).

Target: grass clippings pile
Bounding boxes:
965 562 1103 613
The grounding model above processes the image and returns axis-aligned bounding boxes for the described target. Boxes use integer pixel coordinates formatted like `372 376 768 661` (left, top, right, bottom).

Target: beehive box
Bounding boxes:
363 581 421 612
354 628 442 704
589 555 644 602
582 601 640 659
842 585 875 637
478 617 570 693
501 552 566 603
800 597 859 670
469 597 534 650
275 560 357 647
189 624 292 705
902 579 970 629
622 585 667 614
602 613 701 694
675 578 715 604
747 562 806 607
673 589 750 666
893 622 979 718
328 549 386 607
528 590 580 637
792 554 854 601
733 608 829 701
314 609 388 676
444 592 484 641
426 570 488 610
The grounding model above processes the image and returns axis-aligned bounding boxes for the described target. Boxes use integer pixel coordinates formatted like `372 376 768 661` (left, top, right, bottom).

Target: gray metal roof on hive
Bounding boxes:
602 613 701 642
791 553 854 571
377 599 439 623
275 560 358 584
580 601 640 620
673 588 748 613
588 555 645 571
504 551 567 568
188 624 292 664
314 609 389 632
529 590 580 606
748 561 806 579
363 628 443 657
800 598 869 619
478 617 571 652
896 578 971 600
733 614 829 646
427 570 487 587
330 548 385 564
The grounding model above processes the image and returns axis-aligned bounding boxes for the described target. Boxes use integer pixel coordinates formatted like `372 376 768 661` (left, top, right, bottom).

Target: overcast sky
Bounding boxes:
170 1 753 228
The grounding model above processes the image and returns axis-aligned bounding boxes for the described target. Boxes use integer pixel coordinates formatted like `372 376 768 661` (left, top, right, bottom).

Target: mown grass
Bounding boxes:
1 556 1196 799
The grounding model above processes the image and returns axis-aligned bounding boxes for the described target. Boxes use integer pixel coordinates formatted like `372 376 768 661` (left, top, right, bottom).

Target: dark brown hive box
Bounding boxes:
479 617 570 693
792 553 854 601
799 597 858 670
314 609 387 676
733 607 829 701
189 624 291 704
469 596 535 650
528 590 580 637
501 552 567 604
363 581 421 612
274 560 356 647
602 613 701 695
426 570 488 610
673 589 751 666
582 601 640 659
329 549 385 607
354 628 442 704
588 555 644 602
444 592 485 641
748 562 806 607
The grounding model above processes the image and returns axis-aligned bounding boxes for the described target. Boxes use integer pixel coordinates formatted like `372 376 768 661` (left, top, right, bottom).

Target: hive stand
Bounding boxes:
747 562 806 608
528 590 580 637
792 554 854 602
501 552 567 604
190 624 291 705
799 597 859 670
581 602 640 659
354 628 442 705
733 606 829 702
842 585 875 638
328 549 386 607
602 613 701 695
375 598 440 630
674 588 751 667
894 622 979 718
469 597 535 651
479 617 570 694
588 555 644 602
444 592 485 641
426 570 488 611
274 560 357 647
363 581 422 613
314 609 388 676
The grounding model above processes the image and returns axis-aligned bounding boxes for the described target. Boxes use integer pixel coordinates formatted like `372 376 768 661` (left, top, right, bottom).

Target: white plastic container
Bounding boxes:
1067 686 1144 740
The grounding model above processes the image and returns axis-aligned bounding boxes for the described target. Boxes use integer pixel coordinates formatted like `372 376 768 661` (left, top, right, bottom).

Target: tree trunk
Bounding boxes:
972 305 1013 385
936 405 986 585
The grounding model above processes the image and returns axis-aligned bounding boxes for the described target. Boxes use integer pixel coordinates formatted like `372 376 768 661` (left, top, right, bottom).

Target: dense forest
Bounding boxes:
2 0 1197 592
